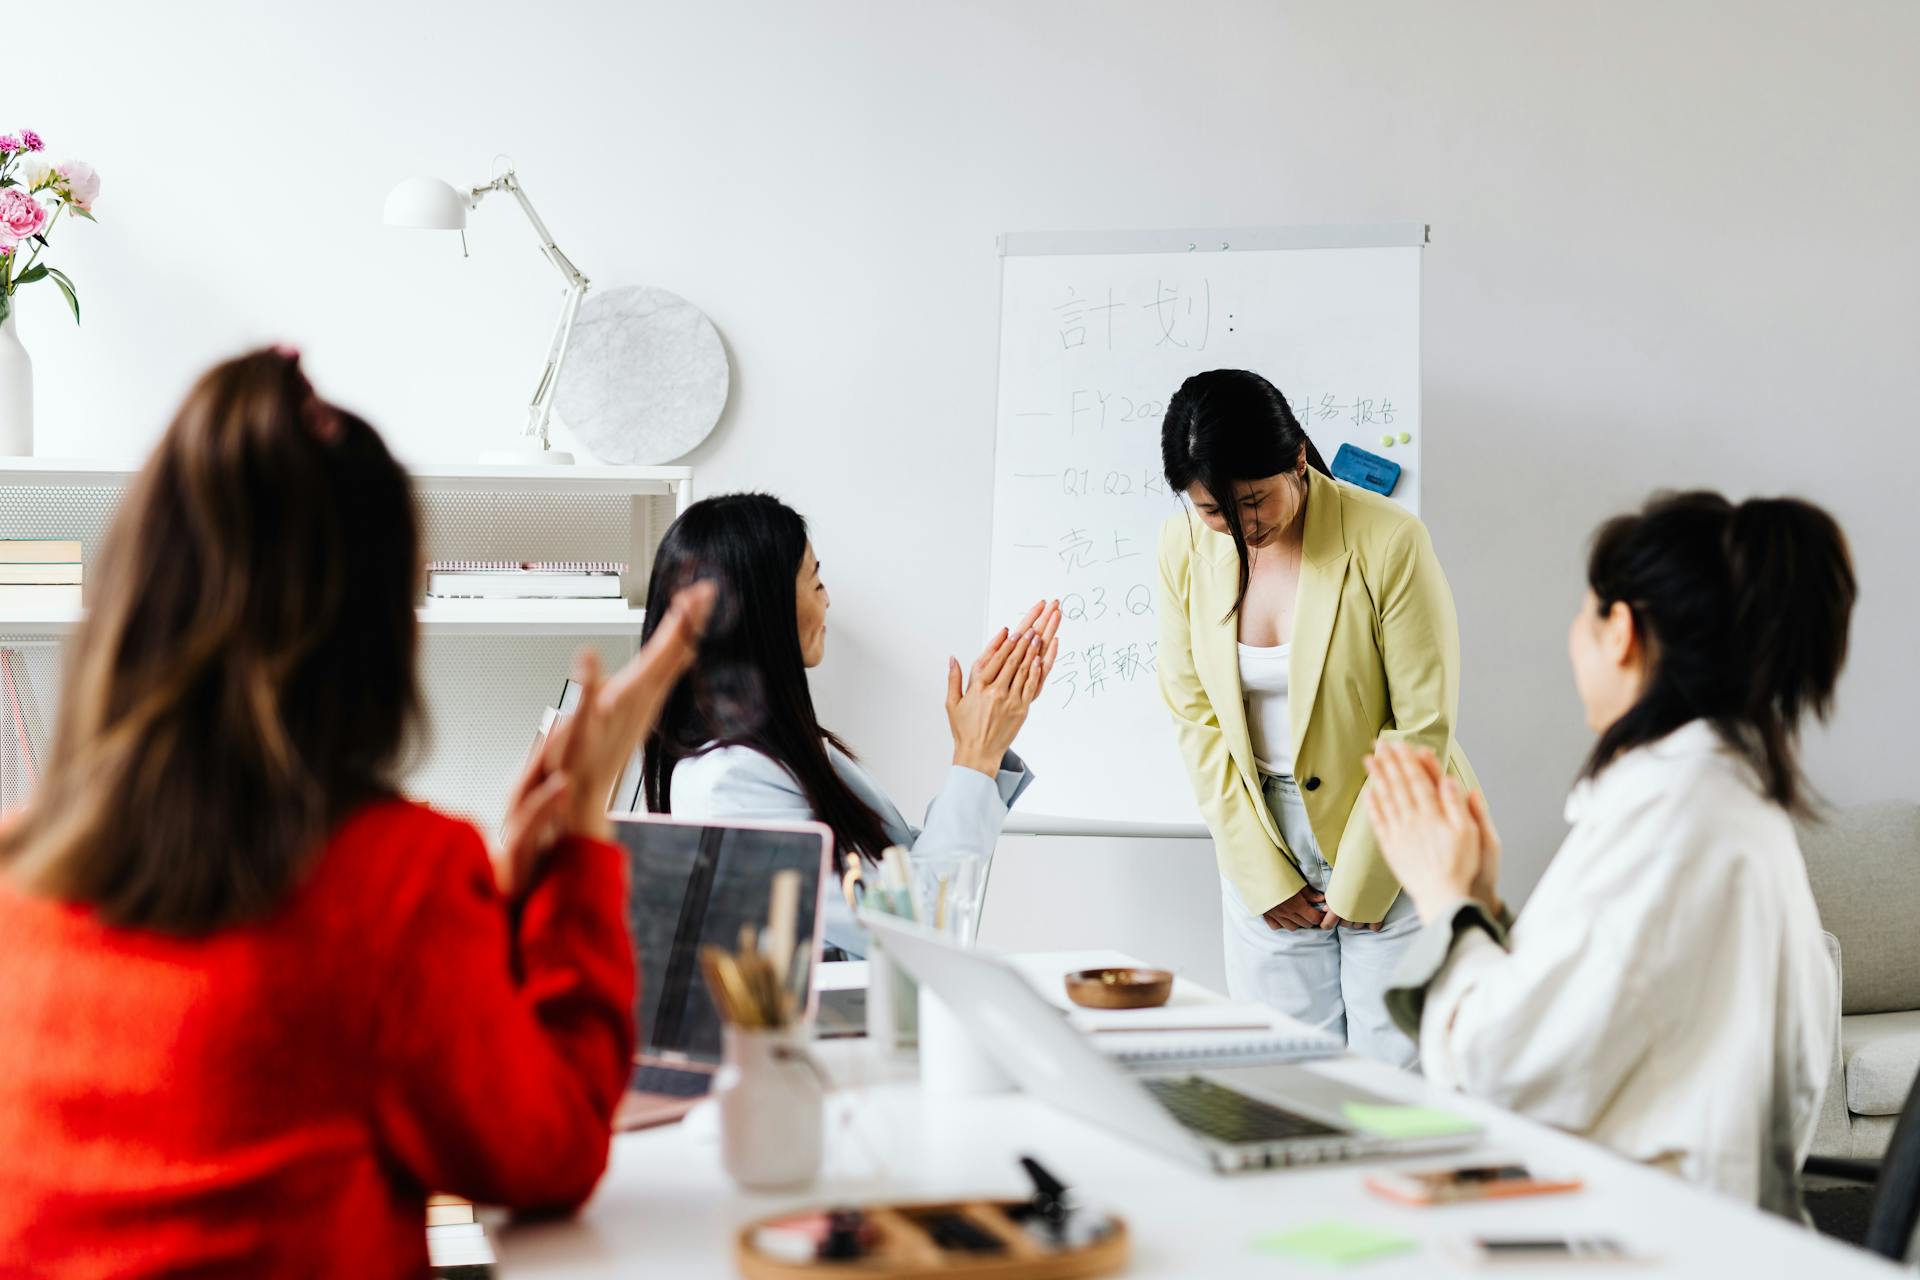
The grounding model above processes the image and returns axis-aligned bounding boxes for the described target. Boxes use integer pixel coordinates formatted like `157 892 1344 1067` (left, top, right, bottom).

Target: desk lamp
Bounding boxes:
384 163 587 465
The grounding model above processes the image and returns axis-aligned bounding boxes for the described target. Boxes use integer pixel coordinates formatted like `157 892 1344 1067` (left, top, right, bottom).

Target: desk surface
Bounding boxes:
498 951 1900 1278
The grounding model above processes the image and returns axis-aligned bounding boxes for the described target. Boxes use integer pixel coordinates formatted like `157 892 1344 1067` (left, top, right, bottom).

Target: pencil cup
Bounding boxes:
864 939 919 1052
911 853 987 945
714 1026 825 1191
918 986 1016 1096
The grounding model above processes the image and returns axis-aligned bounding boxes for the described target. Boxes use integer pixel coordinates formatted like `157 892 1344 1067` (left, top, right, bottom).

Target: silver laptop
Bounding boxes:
863 913 1481 1173
611 813 833 1129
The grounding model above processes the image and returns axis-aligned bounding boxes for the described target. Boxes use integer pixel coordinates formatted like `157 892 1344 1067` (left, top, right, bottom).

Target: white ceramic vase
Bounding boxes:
0 303 32 457
714 1026 825 1191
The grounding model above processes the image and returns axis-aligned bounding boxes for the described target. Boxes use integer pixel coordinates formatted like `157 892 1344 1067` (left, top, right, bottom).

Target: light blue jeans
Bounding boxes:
1220 773 1420 1068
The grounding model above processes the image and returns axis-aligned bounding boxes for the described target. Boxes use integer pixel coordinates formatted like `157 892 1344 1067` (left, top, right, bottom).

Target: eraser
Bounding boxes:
1331 443 1402 497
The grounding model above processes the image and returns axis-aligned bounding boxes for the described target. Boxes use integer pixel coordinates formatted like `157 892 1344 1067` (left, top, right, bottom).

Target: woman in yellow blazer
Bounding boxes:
1157 369 1476 1065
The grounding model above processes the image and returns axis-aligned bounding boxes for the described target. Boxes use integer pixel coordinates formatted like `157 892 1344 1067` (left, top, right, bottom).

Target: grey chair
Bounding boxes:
1800 802 1920 1161
1806 1069 1920 1264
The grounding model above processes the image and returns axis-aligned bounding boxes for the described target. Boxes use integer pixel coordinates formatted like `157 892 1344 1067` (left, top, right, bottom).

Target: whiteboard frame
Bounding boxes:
987 222 1428 838
998 223 1429 258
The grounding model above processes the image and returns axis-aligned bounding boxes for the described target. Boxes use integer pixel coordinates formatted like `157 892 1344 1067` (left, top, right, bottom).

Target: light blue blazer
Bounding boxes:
669 744 1033 958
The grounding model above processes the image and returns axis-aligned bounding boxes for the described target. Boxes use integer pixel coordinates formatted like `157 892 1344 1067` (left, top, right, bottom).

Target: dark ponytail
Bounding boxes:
1161 369 1329 618
1582 491 1856 810
640 493 892 865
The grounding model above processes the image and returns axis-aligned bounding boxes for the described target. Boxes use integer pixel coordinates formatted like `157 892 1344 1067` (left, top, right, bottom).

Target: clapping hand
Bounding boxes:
945 598 1063 777
493 582 715 897
1363 740 1502 924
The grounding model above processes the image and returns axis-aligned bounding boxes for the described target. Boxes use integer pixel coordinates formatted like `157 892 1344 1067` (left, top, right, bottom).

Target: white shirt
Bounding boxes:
1237 641 1293 775
1417 721 1835 1213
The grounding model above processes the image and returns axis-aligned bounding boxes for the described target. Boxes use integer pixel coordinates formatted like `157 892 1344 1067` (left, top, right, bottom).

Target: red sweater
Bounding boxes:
0 799 635 1279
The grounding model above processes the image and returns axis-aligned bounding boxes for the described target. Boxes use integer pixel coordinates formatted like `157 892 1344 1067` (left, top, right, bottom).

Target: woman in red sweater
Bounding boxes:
0 349 711 1277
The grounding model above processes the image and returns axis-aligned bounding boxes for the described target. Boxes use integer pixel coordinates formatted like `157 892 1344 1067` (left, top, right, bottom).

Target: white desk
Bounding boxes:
498 951 1901 1278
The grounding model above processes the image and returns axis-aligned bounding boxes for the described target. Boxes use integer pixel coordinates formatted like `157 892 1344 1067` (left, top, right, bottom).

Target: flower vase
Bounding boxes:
0 304 32 457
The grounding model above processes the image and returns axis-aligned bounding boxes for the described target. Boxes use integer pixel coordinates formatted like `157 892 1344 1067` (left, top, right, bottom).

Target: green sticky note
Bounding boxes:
1342 1102 1478 1139
1254 1220 1416 1266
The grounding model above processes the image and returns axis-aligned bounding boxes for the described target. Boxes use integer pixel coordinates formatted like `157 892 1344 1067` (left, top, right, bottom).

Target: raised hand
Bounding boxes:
944 599 1063 776
492 582 714 897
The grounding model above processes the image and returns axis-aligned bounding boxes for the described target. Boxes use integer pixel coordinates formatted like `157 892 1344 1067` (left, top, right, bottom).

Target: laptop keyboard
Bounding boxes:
1143 1076 1342 1144
629 1063 714 1099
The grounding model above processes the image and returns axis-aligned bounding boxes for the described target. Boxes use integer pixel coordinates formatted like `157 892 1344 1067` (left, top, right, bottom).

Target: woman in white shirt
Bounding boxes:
638 493 1062 958
1366 490 1856 1215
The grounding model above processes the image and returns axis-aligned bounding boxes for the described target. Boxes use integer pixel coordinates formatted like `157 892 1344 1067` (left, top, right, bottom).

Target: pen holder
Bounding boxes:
865 939 920 1053
716 1025 826 1191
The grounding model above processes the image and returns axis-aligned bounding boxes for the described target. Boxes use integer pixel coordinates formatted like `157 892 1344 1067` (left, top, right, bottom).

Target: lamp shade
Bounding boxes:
383 176 468 229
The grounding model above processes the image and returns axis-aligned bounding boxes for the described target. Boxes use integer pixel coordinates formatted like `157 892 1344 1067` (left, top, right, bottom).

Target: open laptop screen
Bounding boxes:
612 816 828 1065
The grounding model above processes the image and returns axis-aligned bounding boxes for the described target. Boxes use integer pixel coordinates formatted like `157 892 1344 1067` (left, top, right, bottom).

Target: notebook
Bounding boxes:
1008 954 1341 1071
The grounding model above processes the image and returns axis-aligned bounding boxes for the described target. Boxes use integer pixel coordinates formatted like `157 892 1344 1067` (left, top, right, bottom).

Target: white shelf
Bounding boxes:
0 457 692 498
0 609 83 635
0 606 649 638
417 605 649 636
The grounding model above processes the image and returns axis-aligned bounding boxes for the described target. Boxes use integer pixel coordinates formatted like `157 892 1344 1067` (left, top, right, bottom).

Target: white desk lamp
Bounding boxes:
384 163 587 465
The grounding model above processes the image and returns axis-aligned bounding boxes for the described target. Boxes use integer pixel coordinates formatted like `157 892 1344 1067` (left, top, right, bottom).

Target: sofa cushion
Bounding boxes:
1798 802 1920 1014
1843 1010 1920 1116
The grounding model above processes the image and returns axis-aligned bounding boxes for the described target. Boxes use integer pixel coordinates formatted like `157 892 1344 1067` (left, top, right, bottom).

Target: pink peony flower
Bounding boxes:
0 136 18 154
55 160 100 212
20 130 43 152
0 190 47 248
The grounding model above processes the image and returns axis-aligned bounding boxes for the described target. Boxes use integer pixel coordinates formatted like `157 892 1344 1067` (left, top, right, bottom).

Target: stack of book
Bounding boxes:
0 540 82 611
426 1194 495 1276
424 561 628 614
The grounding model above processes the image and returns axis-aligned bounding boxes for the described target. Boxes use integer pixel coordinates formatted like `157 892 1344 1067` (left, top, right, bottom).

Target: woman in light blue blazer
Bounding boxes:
640 493 1062 957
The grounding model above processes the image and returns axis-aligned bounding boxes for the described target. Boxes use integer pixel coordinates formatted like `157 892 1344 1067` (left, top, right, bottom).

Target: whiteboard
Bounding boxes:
985 225 1425 831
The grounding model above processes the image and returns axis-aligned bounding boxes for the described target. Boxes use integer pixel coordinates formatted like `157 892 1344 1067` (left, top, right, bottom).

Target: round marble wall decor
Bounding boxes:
556 285 730 465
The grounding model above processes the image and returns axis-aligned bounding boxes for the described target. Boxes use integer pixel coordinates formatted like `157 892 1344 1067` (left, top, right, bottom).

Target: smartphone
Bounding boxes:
1449 1237 1637 1265
1365 1162 1583 1206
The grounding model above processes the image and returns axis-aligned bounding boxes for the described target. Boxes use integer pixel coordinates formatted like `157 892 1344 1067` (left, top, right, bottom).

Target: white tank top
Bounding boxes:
1237 641 1293 775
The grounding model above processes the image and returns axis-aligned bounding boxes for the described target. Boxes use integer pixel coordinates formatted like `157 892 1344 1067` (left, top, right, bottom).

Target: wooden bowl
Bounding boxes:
1063 967 1173 1010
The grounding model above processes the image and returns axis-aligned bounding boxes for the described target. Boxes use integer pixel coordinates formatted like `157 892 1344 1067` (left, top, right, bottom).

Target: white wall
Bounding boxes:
16 1 1918 985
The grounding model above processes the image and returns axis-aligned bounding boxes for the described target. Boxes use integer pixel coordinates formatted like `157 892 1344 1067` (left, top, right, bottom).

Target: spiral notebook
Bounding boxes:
1008 954 1342 1072
1077 1003 1341 1071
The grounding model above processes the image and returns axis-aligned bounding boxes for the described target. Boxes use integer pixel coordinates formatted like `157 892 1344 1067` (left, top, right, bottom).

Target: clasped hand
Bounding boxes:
1363 740 1503 925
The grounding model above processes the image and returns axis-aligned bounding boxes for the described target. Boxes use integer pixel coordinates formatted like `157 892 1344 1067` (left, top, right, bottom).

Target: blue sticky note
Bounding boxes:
1331 443 1401 497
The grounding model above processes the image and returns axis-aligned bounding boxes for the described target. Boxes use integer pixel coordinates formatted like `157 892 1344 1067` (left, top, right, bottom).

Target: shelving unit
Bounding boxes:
0 457 694 834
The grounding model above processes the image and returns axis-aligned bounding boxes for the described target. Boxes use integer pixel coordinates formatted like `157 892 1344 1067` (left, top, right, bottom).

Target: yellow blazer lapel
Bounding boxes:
1289 470 1351 751
1195 527 1260 788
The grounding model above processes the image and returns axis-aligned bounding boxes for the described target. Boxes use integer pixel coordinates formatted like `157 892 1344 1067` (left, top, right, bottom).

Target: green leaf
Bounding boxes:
0 292 10 326
14 265 46 285
66 206 96 223
49 273 79 325
0 177 15 189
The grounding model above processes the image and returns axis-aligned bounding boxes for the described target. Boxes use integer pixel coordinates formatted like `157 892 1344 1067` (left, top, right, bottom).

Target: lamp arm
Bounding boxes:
474 172 590 291
471 170 592 449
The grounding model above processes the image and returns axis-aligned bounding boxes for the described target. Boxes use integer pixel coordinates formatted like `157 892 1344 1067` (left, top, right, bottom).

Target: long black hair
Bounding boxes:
640 493 891 863
1161 369 1330 616
1582 490 1856 810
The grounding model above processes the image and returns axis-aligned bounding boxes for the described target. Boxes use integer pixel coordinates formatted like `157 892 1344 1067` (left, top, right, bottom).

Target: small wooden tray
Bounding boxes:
736 1198 1128 1279
1063 967 1173 1010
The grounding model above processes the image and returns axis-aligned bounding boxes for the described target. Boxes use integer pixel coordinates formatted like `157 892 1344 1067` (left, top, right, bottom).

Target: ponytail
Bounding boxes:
1582 491 1856 810
1161 369 1330 618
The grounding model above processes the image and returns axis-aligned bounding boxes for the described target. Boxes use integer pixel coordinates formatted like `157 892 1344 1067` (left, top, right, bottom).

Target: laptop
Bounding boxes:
611 813 833 1130
863 913 1483 1173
